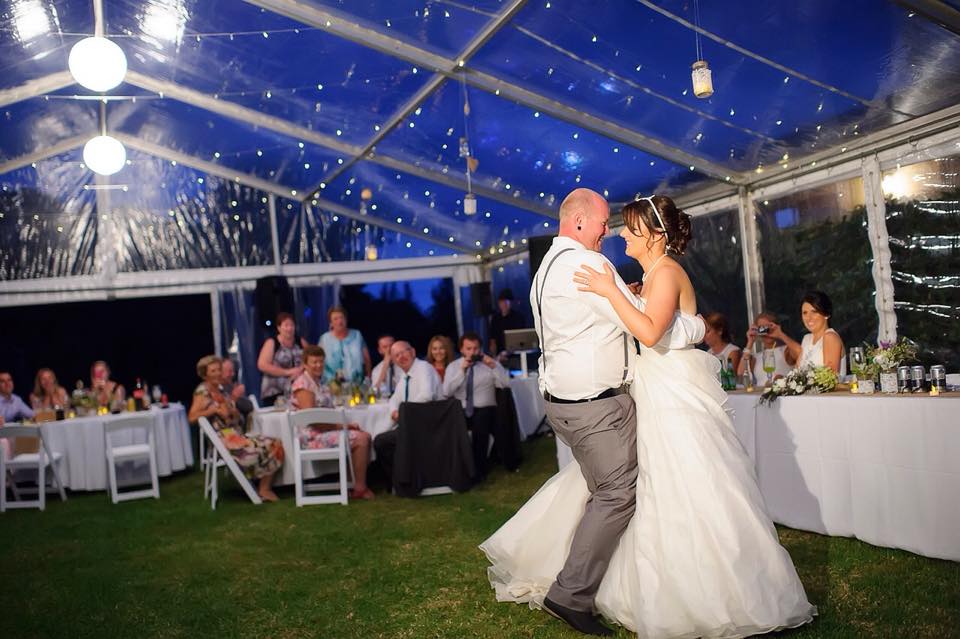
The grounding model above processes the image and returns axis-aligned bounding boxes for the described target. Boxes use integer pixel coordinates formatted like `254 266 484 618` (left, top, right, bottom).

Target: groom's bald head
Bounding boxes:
559 188 610 252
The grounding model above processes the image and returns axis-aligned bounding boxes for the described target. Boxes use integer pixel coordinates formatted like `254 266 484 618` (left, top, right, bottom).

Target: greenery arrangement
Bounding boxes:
760 365 839 404
851 337 919 379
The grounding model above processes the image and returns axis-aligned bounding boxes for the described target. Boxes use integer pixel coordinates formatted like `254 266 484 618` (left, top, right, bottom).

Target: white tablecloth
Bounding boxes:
725 392 960 561
509 376 545 440
252 404 393 485
38 404 193 491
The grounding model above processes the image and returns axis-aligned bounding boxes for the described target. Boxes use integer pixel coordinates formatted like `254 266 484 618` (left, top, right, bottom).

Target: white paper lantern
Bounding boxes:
83 135 127 176
691 60 714 99
463 192 477 215
68 36 127 92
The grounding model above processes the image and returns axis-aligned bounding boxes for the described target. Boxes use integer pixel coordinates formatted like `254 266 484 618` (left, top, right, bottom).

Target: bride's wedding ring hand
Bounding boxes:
573 263 617 297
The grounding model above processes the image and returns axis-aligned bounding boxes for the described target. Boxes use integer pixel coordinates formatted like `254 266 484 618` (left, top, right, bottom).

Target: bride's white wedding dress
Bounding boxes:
480 301 815 638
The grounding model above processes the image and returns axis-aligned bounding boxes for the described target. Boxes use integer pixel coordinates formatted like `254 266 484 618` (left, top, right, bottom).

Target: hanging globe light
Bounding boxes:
68 36 127 92
83 135 127 176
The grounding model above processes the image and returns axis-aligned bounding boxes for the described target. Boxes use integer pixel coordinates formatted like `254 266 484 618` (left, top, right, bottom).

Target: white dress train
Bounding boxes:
480 304 815 638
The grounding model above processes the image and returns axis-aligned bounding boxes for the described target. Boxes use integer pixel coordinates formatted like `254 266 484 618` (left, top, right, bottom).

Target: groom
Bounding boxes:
531 188 642 636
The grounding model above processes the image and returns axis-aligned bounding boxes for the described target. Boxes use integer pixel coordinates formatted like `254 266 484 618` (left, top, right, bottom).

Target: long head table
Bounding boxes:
35 404 193 491
555 391 959 562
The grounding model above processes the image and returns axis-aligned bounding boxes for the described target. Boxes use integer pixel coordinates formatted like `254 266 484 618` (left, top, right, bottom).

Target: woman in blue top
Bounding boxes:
318 306 371 384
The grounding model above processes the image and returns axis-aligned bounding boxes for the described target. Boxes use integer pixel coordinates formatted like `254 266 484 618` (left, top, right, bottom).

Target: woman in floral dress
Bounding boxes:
189 355 284 502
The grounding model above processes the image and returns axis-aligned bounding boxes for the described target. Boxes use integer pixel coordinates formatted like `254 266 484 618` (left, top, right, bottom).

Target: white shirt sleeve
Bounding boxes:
491 360 510 388
443 358 466 398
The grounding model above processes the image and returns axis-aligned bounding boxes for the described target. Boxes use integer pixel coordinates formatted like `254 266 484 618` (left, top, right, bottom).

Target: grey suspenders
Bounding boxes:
535 248 629 384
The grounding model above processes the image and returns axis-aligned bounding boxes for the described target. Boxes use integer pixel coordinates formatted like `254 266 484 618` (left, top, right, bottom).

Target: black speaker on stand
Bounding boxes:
254 275 295 341
527 235 554 279
470 282 493 317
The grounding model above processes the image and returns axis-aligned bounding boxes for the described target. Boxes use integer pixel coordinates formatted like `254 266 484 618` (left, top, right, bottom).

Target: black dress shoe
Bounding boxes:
542 596 613 636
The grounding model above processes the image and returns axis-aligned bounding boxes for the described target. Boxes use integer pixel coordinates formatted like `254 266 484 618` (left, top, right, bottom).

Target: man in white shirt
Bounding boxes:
532 188 642 637
370 334 403 396
373 340 441 491
443 331 510 481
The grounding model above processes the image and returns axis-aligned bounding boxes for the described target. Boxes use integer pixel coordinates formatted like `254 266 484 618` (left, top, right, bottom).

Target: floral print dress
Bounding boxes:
195 384 284 478
290 373 364 449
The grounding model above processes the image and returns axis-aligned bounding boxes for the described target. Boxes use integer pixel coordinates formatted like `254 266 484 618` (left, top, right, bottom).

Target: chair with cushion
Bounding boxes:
0 424 67 512
287 407 354 506
104 414 160 504
199 417 261 509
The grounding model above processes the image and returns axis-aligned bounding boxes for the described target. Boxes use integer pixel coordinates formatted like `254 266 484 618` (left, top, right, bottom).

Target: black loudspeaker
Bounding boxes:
470 282 493 317
254 275 294 328
527 235 554 279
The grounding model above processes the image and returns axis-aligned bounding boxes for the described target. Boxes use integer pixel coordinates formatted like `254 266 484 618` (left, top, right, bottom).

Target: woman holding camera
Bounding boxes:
737 312 795 381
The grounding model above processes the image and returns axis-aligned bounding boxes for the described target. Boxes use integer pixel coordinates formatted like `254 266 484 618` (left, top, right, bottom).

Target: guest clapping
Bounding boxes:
220 358 246 402
773 291 846 375
736 312 796 381
291 346 374 500
89 360 125 408
189 355 284 502
703 312 741 372
443 332 509 481
258 312 310 406
30 368 69 410
318 306 371 384
426 335 455 383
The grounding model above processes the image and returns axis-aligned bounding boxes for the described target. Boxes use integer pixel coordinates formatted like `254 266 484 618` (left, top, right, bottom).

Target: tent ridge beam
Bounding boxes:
894 0 960 37
0 71 75 109
241 0 738 184
0 135 88 175
314 0 529 188
122 71 556 218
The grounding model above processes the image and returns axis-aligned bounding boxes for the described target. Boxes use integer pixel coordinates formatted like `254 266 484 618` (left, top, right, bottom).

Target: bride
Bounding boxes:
480 195 815 637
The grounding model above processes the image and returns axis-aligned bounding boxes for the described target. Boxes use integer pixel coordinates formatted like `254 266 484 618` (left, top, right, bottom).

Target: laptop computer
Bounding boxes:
504 328 539 352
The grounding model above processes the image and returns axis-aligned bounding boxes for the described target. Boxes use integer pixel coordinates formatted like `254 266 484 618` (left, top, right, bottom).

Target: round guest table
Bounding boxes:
37 404 193 491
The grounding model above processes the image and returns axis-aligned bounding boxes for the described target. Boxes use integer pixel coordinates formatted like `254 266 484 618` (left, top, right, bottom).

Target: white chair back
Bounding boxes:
287 407 353 506
248 394 260 410
198 417 262 508
103 414 159 504
0 424 67 512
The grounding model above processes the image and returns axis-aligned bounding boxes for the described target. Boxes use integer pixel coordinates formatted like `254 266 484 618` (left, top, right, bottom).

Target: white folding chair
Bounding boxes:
248 394 260 410
198 417 261 509
0 424 67 512
288 407 355 506
104 415 160 504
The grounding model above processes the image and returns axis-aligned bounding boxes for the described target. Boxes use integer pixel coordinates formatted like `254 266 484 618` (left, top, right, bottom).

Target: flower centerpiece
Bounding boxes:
851 337 918 393
759 365 838 405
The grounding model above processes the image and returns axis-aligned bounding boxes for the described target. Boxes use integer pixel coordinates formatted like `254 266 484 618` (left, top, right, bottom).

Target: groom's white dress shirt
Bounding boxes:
531 236 642 401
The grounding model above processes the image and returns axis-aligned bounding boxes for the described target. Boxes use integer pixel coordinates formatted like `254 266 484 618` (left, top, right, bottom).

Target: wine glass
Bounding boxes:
762 348 776 386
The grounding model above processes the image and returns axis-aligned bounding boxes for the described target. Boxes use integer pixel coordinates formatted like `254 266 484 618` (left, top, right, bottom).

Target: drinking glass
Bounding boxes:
849 347 865 374
762 348 776 386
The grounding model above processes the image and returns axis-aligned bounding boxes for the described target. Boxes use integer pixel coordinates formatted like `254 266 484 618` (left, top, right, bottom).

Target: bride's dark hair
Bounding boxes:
620 195 692 255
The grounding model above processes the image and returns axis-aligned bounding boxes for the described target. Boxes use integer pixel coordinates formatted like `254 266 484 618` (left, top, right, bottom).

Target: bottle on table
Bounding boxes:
133 377 145 411
740 355 755 392
724 356 737 391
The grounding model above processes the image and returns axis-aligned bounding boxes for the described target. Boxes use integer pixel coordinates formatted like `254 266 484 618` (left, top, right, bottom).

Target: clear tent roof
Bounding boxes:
2 0 960 278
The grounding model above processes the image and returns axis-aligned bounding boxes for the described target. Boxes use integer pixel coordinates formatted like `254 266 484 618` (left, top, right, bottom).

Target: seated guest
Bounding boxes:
772 291 846 375
257 312 310 406
443 332 510 481
30 368 69 410
0 371 34 424
736 312 796 382
703 312 742 372
89 360 126 408
426 334 455 383
319 306 371 384
373 340 442 491
189 355 284 502
291 346 374 500
370 334 401 396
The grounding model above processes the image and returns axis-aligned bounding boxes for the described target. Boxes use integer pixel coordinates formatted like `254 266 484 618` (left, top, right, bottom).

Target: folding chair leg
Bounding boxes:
107 453 120 504
1 466 7 513
338 438 348 505
294 443 304 507
43 441 67 503
38 459 46 511
149 448 160 500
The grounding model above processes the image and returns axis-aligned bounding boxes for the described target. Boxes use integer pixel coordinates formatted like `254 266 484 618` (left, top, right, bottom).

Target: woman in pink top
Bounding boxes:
291 345 374 500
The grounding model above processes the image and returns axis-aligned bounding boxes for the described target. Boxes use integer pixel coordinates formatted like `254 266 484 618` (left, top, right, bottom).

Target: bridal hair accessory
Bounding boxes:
636 195 669 242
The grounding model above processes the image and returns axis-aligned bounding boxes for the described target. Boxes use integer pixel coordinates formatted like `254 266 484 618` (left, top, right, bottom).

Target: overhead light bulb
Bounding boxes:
691 60 713 99
68 37 127 92
463 193 477 215
83 135 127 175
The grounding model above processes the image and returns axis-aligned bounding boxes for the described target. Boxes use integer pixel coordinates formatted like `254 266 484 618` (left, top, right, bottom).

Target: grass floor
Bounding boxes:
1 436 958 639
